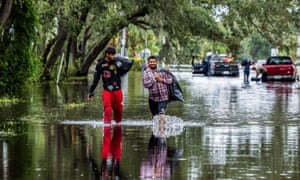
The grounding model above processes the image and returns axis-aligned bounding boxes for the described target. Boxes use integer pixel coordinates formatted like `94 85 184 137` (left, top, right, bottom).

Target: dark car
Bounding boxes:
192 54 239 77
206 54 239 77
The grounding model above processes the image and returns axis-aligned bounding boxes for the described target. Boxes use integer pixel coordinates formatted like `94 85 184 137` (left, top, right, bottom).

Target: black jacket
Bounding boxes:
89 56 133 93
159 68 184 102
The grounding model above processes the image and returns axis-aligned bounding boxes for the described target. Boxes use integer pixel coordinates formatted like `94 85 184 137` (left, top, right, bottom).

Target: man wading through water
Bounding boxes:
88 46 132 124
142 56 173 123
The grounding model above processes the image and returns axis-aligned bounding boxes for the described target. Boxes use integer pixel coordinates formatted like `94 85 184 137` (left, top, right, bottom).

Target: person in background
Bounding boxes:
206 49 213 57
227 52 234 62
255 63 267 79
203 50 213 76
242 57 253 84
88 46 129 124
142 56 173 120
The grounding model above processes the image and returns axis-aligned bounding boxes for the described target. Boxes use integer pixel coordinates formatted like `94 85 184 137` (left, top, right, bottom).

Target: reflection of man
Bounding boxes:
140 130 183 179
101 125 122 179
140 134 170 178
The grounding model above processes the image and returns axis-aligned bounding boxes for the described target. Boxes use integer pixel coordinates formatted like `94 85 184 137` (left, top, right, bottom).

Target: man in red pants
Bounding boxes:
88 46 129 123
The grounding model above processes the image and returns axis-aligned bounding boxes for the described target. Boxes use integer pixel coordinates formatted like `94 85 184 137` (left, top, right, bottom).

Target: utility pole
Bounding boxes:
120 27 128 57
120 27 129 94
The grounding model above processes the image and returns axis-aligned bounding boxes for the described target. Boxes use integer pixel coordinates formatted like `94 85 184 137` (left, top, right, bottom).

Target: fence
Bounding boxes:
167 64 192 72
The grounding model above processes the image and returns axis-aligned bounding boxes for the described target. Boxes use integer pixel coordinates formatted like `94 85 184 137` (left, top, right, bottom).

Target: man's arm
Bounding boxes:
160 72 173 85
142 69 156 88
158 69 173 85
88 63 101 99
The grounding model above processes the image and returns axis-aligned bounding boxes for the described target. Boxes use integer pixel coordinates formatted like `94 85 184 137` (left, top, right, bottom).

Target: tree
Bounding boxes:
0 0 13 30
3 0 300 94
37 0 224 80
205 0 300 56
0 0 38 94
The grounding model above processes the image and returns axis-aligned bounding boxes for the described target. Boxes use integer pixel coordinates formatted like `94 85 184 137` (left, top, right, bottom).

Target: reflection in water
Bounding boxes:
140 120 183 179
2 72 300 179
87 125 123 179
151 115 184 138
101 126 122 179
140 133 170 179
196 124 300 179
0 141 8 180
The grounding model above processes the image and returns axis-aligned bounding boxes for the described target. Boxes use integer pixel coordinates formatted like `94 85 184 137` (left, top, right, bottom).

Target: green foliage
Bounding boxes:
130 57 144 71
127 25 160 58
214 0 300 54
238 33 272 60
0 0 39 95
2 0 300 93
249 33 272 59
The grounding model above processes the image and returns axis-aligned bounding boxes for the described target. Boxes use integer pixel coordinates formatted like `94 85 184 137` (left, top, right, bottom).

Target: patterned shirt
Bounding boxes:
89 57 122 93
142 68 173 102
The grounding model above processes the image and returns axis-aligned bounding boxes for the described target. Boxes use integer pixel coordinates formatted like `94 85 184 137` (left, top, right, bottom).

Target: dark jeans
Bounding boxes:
149 99 168 116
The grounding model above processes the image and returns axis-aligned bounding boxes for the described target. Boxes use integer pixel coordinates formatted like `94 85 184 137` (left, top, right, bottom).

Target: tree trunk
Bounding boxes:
0 0 13 30
77 36 111 76
76 7 149 76
42 38 56 65
65 36 72 74
41 25 68 80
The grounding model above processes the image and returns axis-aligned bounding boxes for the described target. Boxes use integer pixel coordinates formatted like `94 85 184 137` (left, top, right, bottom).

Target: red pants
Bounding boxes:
102 89 123 123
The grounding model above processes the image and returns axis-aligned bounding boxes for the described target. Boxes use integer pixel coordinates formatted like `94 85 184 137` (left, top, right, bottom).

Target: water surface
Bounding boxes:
1 71 300 179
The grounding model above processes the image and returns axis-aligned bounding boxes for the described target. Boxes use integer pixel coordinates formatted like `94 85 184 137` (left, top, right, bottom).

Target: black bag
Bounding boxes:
159 68 184 102
115 56 134 76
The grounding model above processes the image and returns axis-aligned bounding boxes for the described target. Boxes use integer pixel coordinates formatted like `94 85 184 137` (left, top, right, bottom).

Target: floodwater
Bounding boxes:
1 70 300 180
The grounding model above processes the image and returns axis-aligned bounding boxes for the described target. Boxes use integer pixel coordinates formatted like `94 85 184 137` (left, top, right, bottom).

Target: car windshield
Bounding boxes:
210 55 226 62
267 57 292 65
256 60 266 65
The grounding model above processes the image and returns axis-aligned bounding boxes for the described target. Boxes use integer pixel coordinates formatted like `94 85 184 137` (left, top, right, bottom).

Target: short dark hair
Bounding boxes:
105 46 116 54
147 55 157 61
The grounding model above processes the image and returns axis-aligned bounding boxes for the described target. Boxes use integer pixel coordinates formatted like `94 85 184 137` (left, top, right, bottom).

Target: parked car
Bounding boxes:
192 61 205 74
192 54 239 77
260 56 298 82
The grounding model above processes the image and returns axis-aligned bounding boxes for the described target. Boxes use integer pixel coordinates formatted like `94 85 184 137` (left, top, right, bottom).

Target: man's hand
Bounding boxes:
88 93 94 101
154 73 163 82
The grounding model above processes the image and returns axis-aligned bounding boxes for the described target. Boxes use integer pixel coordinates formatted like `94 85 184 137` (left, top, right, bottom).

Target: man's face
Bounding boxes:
148 58 157 69
106 53 115 61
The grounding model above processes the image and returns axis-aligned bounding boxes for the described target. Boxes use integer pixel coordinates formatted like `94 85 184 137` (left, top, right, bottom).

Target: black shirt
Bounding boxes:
89 57 123 93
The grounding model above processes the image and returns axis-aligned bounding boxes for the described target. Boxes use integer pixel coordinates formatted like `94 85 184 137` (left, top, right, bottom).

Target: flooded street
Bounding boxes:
1 70 300 179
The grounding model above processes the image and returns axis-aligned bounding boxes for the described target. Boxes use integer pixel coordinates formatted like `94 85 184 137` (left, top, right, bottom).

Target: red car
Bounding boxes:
260 56 299 82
